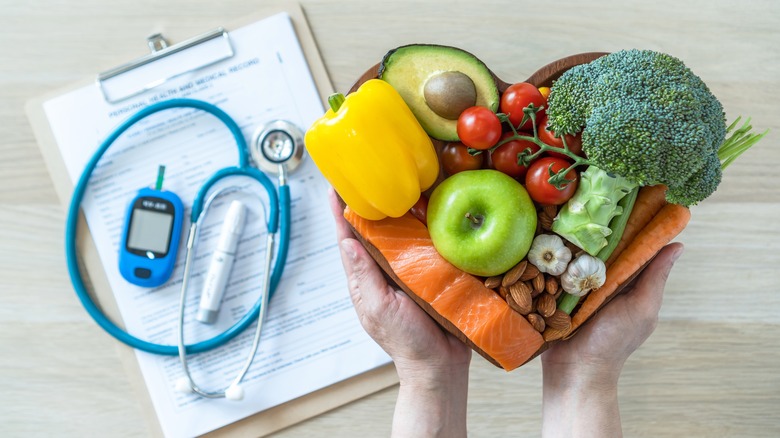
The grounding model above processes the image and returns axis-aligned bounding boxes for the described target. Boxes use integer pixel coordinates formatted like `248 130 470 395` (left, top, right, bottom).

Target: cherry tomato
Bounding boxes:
441 141 484 176
456 106 502 150
409 195 429 225
500 83 546 131
490 133 540 179
524 157 579 205
483 147 495 169
537 113 583 158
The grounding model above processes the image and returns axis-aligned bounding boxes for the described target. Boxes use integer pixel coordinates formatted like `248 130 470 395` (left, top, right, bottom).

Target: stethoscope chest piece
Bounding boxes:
250 120 305 175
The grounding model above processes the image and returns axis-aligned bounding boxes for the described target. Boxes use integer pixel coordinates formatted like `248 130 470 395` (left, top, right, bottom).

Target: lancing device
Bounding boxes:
196 200 247 324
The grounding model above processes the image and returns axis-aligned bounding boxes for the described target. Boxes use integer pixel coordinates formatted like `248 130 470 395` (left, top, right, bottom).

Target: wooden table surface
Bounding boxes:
2 0 778 436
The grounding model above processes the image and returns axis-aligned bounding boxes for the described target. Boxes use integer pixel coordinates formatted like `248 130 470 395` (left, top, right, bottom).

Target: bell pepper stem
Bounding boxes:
557 293 580 315
328 93 346 112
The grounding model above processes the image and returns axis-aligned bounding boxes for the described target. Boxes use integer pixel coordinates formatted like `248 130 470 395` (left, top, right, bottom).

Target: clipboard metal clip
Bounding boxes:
97 28 235 104
147 33 170 52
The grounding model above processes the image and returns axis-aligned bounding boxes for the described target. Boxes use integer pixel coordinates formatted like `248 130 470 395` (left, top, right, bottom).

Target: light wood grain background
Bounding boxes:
2 0 778 436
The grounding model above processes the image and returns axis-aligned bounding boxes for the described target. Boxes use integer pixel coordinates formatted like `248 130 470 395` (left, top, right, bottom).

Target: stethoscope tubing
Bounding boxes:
65 98 290 356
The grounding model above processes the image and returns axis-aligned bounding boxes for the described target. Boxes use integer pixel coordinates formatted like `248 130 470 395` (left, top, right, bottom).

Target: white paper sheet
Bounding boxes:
42 13 390 438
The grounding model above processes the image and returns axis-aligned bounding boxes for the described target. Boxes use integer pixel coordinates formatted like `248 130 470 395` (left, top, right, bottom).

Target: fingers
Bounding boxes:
328 187 354 243
339 237 393 318
624 242 684 315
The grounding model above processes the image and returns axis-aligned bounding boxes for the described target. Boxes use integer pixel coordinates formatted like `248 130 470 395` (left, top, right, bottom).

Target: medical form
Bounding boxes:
39 12 390 438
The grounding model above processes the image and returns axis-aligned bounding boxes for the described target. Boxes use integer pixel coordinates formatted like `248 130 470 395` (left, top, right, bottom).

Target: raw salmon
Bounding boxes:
345 208 545 370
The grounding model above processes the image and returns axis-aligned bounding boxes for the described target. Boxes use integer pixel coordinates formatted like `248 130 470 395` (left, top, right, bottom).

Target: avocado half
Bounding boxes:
379 44 499 142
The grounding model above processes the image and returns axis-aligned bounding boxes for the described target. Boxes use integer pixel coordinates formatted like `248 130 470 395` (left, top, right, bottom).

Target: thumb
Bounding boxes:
339 238 393 315
624 242 684 314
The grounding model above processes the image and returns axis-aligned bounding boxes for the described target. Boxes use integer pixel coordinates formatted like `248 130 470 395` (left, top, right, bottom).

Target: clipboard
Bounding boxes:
25 1 397 436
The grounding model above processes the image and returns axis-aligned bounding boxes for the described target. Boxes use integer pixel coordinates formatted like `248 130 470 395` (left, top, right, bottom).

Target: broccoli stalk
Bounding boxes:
551 166 636 255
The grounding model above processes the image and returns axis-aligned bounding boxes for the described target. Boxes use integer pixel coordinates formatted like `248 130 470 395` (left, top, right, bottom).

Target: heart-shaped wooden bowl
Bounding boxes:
340 51 658 369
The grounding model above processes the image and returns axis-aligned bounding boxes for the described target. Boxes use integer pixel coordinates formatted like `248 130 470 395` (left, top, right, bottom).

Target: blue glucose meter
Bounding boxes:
119 166 183 287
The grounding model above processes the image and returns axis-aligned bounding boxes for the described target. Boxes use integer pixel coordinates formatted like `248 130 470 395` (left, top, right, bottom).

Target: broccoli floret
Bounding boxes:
548 49 727 255
547 49 726 206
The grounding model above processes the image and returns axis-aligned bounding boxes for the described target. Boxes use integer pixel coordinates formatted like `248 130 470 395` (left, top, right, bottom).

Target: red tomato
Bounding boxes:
441 141 484 176
409 195 429 225
537 113 583 158
524 157 579 205
500 83 546 131
490 133 540 179
456 106 502 150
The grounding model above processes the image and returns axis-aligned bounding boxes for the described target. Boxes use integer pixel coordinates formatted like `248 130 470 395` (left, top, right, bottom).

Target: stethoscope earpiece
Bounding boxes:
175 377 194 394
225 384 244 401
175 377 244 401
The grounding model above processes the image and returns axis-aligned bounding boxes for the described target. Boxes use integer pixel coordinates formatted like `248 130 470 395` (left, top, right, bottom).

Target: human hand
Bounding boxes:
542 242 684 383
327 189 471 382
540 243 684 437
329 189 470 438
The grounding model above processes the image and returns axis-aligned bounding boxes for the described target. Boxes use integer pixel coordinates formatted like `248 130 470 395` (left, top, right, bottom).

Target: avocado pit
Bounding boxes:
423 71 477 120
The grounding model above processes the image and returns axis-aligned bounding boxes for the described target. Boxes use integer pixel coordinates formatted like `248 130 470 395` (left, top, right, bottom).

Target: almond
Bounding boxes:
527 313 545 332
519 263 540 282
545 276 558 295
484 275 502 289
564 240 581 254
537 294 557 318
538 212 553 231
508 286 533 315
501 260 527 287
543 204 558 219
529 281 542 298
544 309 572 331
509 281 533 298
543 326 568 342
497 286 509 300
532 272 546 294
539 211 552 231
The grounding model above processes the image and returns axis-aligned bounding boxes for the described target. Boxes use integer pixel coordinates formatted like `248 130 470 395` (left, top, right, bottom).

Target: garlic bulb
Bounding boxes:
527 234 572 276
560 254 607 297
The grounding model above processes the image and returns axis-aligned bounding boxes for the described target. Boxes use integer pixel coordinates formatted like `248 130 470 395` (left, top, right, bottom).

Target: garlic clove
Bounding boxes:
527 234 572 276
560 253 607 297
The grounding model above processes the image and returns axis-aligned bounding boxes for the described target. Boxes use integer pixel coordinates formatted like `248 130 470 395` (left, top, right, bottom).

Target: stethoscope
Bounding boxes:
65 98 305 401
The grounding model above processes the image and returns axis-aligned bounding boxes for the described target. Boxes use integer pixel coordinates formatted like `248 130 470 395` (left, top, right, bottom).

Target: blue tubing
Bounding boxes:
65 99 287 355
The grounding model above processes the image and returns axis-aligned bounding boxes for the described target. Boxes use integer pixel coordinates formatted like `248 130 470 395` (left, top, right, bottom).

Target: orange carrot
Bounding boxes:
605 184 668 268
570 202 690 331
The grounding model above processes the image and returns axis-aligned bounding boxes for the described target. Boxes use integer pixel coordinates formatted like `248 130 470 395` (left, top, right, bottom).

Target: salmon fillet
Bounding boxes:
345 208 545 370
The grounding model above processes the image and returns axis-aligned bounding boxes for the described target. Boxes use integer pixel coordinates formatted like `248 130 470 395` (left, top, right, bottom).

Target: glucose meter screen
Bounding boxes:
127 209 173 255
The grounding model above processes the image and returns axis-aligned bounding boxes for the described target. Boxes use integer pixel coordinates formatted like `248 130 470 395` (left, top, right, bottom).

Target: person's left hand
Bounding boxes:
328 189 471 383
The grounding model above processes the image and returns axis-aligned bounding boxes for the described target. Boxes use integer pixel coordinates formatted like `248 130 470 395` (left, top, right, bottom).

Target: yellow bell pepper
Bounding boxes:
305 79 439 220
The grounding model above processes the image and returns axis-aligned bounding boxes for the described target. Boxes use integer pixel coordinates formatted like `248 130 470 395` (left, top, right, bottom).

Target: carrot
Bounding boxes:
569 202 691 332
605 184 668 268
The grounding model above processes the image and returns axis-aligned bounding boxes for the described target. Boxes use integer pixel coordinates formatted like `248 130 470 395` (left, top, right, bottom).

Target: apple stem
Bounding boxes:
464 212 483 227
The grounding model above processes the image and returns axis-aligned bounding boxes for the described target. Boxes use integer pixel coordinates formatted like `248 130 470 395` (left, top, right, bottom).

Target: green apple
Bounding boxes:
428 169 537 277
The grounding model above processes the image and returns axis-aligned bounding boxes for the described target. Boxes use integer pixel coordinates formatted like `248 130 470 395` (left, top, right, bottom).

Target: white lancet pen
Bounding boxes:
197 200 248 324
